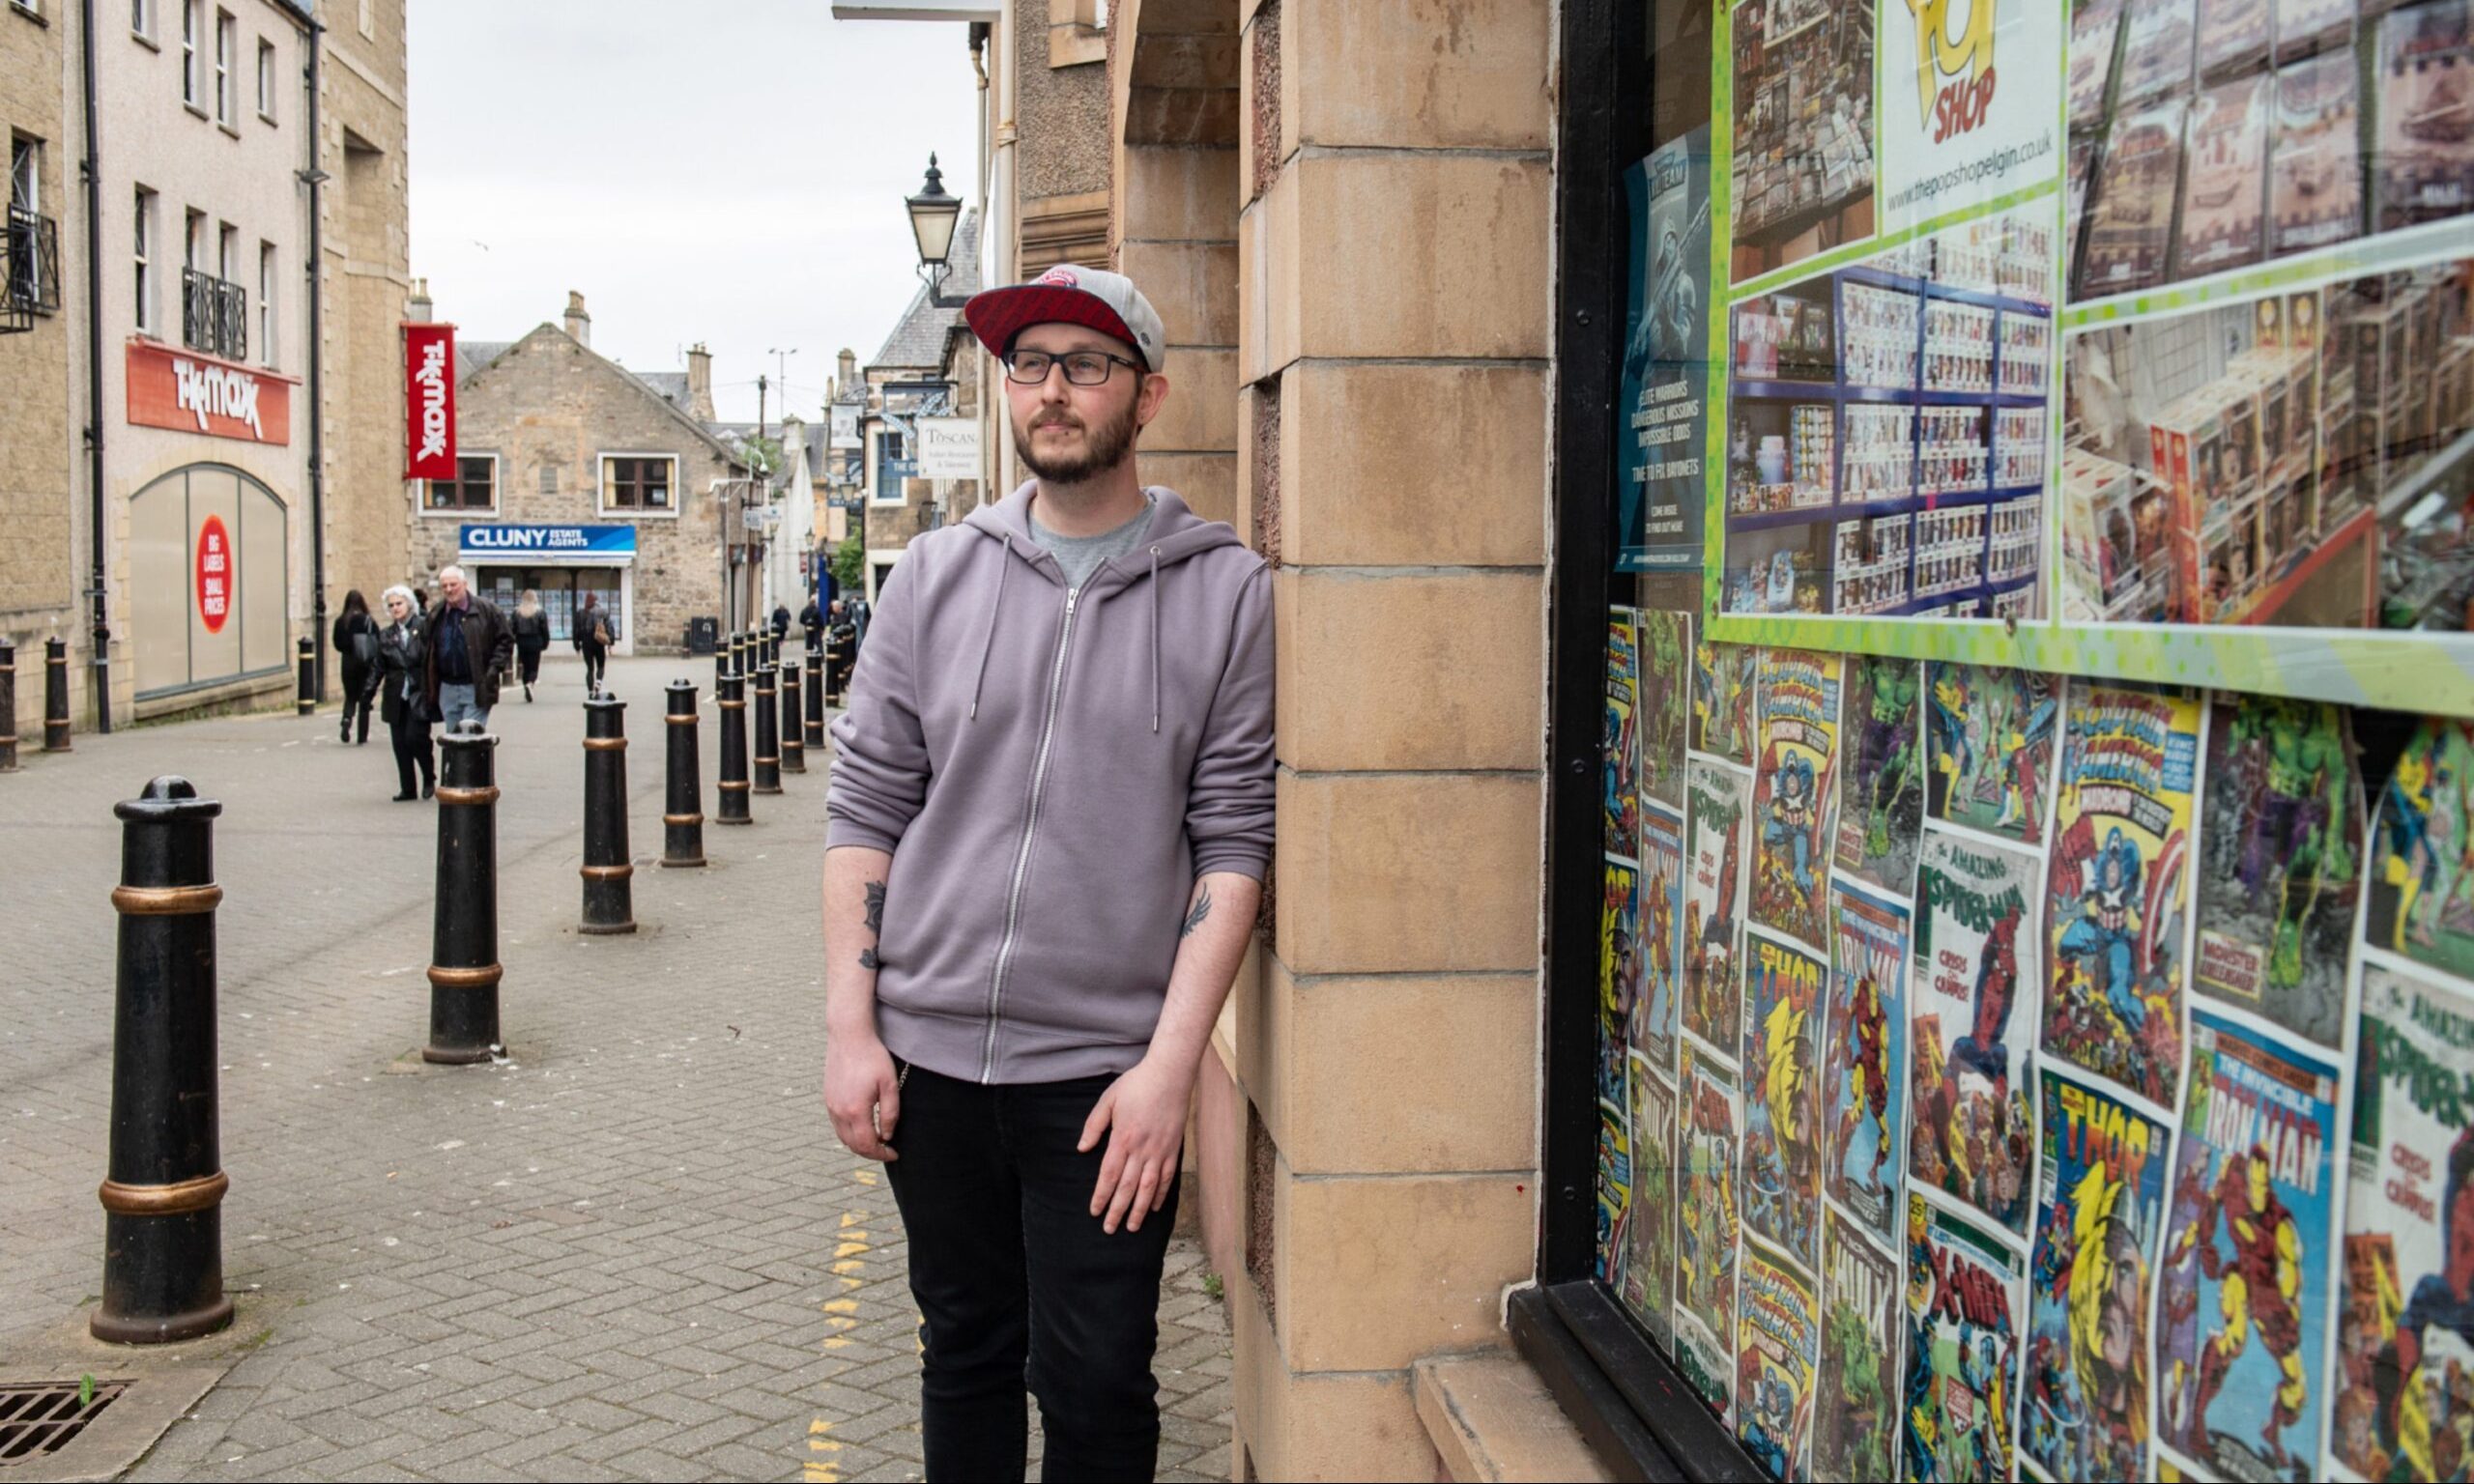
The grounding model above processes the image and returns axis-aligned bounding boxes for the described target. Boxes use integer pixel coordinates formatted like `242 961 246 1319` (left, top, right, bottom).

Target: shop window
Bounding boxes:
601 454 674 514
424 455 496 513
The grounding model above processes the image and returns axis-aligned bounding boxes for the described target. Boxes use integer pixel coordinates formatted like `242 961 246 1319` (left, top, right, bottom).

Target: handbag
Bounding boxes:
351 623 380 670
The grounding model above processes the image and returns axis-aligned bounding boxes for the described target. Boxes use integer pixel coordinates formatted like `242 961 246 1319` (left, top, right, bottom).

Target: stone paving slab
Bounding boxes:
0 655 1231 1482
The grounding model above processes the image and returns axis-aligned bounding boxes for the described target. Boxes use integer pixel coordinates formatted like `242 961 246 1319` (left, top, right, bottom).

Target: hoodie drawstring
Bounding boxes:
969 535 1012 720
1148 546 1163 734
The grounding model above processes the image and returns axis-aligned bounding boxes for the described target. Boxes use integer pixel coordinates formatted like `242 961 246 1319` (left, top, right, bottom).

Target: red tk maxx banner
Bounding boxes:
404 323 457 481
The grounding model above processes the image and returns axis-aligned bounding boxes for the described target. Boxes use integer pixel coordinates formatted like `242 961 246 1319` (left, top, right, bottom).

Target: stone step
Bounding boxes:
1412 1353 1613 1484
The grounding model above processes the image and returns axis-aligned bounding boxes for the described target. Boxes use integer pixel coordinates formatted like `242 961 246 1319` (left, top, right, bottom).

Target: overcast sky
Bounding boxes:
407 1 984 425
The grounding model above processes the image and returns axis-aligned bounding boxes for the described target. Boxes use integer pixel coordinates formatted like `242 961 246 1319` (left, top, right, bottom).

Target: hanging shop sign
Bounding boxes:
913 417 980 480
1692 0 2474 715
458 523 637 563
830 404 861 450
404 323 458 481
126 340 295 445
194 513 233 634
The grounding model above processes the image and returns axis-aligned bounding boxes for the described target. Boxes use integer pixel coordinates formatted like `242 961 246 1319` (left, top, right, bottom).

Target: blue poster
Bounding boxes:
1618 128 1712 574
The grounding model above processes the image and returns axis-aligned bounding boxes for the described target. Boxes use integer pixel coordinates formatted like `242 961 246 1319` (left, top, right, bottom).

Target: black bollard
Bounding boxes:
733 630 751 680
779 654 805 774
0 639 18 773
424 722 502 1065
716 667 752 825
661 679 705 868
44 636 72 751
714 631 730 693
579 694 636 934
94 776 233 1344
803 649 825 752
752 663 782 794
296 636 316 716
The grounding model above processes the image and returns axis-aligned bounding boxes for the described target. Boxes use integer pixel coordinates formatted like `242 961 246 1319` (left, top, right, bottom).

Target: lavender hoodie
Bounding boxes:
825 482 1275 1084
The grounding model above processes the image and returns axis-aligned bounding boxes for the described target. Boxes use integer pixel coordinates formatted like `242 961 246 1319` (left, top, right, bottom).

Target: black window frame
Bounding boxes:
601 454 674 512
424 454 497 513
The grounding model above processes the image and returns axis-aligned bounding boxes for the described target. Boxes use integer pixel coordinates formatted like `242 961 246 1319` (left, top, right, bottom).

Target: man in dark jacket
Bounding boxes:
798 594 824 652
423 565 515 733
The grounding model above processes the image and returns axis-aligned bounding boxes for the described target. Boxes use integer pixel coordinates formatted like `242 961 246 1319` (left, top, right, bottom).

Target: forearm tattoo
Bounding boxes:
859 880 885 970
1180 884 1213 939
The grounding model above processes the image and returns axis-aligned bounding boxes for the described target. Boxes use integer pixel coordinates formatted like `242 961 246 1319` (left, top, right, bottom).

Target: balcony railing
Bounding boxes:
182 266 247 361
2 207 60 334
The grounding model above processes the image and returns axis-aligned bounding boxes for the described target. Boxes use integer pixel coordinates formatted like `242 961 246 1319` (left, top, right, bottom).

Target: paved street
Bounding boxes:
0 653 1232 1482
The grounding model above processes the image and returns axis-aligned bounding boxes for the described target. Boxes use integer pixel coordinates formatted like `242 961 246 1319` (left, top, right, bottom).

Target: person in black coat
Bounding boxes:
331 588 381 745
799 595 824 652
573 591 616 694
510 589 552 702
374 585 434 800
769 603 791 648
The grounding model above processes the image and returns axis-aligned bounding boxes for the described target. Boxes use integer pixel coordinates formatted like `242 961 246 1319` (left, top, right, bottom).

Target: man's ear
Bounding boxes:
1135 369 1171 431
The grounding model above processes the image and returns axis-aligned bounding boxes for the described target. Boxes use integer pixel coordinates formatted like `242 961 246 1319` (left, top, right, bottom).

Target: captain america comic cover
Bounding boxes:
1687 759 1754 1056
1910 829 2043 1239
1694 639 1758 767
1737 1239 1821 1482
1743 926 1828 1273
1812 1207 1902 1483
1606 610 1644 863
1634 806 1686 1079
1638 609 1691 813
1751 650 1843 954
1827 884 1912 1248
1623 1052 1679 1350
1902 1190 2026 1483
1836 654 1925 898
1677 1036 1745 1423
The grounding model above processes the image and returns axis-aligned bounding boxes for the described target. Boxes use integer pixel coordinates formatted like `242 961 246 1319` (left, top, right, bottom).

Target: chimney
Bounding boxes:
562 291 590 348
780 414 806 479
837 348 857 398
406 276 433 323
687 342 715 421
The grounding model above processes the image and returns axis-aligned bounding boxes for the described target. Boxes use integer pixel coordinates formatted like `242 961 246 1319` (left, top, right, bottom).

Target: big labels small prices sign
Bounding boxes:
913 417 981 480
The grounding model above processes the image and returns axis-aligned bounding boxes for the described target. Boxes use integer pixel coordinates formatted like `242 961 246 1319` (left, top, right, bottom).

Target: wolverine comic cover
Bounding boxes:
1638 609 1691 813
1606 610 1644 863
1911 830 2043 1238
1694 639 1758 767
1687 760 1754 1056
1736 1240 1820 1482
1902 1191 2026 1483
1835 654 1924 898
1623 1052 1680 1350
1677 1038 1745 1422
2367 717 2474 984
1928 663 2058 846
1634 805 1686 1079
1812 1209 1901 1483
1751 650 1843 953
1743 927 1827 1273
1827 884 1912 1247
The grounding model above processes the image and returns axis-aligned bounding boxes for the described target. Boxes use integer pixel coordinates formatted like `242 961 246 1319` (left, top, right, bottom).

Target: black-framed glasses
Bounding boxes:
1001 349 1140 386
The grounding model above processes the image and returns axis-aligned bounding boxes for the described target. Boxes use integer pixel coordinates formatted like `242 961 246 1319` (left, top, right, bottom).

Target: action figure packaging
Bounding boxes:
2271 47 2367 258
1909 829 2044 1238
2278 0 2362 59
2075 3 2129 132
2121 0 2202 104
2373 0 2474 233
2085 99 2191 298
2201 0 2280 76
2179 73 2275 279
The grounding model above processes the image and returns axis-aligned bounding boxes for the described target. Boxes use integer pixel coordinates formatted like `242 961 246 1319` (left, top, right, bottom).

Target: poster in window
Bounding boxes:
1677 1037 1745 1421
1910 829 2043 1238
1597 1090 1632 1291
1742 927 1827 1273
1686 759 1755 1054
2374 0 2474 235
1835 654 1924 896
1602 858 1644 1111
1635 805 1687 1078
1901 1190 2026 1483
1607 610 1645 862
1725 0 1873 286
1622 1051 1679 1349
1751 649 1843 952
1620 131 1713 574
1928 663 2059 847
1811 1207 1900 1483
1734 1239 1820 1481
1874 0 2060 240
1639 611 1694 813
1826 884 1911 1247
2366 717 2474 983
1693 639 1759 766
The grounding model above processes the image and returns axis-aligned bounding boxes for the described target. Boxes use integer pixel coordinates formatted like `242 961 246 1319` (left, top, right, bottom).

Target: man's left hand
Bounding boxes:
1079 1055 1193 1235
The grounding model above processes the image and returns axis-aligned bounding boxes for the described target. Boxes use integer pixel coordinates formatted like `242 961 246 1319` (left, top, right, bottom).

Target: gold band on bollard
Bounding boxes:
426 961 503 989
99 1170 228 1216
717 699 746 710
717 779 750 791
662 812 704 826
111 883 225 916
579 863 633 881
582 736 626 752
434 785 501 807
666 714 698 726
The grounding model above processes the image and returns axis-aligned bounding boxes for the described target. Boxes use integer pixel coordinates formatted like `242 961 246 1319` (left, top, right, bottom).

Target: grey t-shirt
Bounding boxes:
1027 497 1156 590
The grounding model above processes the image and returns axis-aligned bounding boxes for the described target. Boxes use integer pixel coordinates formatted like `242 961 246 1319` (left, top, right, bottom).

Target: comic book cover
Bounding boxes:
1638 610 1691 813
1827 885 1913 1246
1836 655 1924 898
1813 1209 1902 1482
1694 640 1758 766
1623 1053 1679 1349
1687 760 1755 1055
2195 694 2365 1049
2367 718 2474 982
1679 1040 1745 1421
1597 1092 1631 1289
1634 806 1686 1078
1737 1240 1821 1481
1911 831 2044 1238
1928 663 2059 846
1902 1192 2027 1482
2023 1067 2171 1482
2156 1006 2345 1483
1606 610 1644 862
1743 927 1828 1272
2331 958 2474 1483
2042 682 2203 1109
1752 650 1844 951
1601 857 1643 1108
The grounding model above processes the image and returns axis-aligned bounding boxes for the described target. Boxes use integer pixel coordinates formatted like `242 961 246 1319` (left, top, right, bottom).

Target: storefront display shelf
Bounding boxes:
2221 505 2379 625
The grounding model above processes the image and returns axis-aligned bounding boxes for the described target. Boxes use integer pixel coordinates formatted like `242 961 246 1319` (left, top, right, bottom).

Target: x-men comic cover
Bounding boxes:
1623 1053 1680 1349
1738 1240 1821 1481
1813 1208 1902 1483
2367 718 2474 984
1695 640 1759 767
2196 694 2365 1051
2042 682 2202 1110
2330 959 2474 1484
1929 664 2059 847
2157 1007 2344 1484
1902 1191 2026 1483
1753 651 1844 953
1837 654 1925 898
1912 831 2044 1238
1598 1089 1631 1289
1688 760 1754 1055
1744 927 1828 1272
1639 609 1692 813
1602 857 1642 1109
1635 806 1686 1077
2023 1068 2170 1483
1828 885 1913 1247
1679 1038 1745 1421
1607 610 1643 862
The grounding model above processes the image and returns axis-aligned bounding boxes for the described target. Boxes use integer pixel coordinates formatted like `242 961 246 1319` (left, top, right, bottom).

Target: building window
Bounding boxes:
4 135 59 324
213 10 233 126
425 456 497 513
873 429 911 500
216 220 234 280
180 0 199 108
256 242 273 367
356 0 370 38
183 207 202 270
9 135 34 217
10 0 41 19
132 187 154 331
254 38 273 121
132 0 151 40
601 455 675 513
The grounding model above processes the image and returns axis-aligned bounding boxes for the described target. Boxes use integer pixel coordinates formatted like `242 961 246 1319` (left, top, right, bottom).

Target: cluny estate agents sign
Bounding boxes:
127 341 295 445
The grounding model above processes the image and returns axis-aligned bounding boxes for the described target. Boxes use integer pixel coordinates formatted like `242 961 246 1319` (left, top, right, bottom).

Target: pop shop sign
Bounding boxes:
194 514 234 633
126 340 295 445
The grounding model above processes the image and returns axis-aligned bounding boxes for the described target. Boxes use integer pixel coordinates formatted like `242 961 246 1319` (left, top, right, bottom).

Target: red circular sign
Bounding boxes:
195 515 233 634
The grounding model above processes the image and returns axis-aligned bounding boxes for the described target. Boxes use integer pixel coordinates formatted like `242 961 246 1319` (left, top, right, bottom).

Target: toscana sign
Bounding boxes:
126 340 294 445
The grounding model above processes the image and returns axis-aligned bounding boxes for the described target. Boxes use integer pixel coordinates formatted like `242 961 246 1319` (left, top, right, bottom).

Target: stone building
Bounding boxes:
408 292 748 656
858 210 984 599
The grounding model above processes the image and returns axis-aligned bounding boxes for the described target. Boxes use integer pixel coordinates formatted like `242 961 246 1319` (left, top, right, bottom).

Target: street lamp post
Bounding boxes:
906 155 968 310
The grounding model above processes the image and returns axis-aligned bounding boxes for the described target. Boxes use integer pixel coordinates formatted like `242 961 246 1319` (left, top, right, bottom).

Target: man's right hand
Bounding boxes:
824 1034 901 1161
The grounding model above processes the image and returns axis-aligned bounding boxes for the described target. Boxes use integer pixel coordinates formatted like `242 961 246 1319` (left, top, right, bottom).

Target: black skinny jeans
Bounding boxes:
883 1062 1179 1484
388 701 434 795
339 669 374 741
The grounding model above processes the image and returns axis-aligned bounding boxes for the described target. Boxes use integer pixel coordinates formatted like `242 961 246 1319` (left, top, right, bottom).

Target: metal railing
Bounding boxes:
182 266 247 361
2 207 60 333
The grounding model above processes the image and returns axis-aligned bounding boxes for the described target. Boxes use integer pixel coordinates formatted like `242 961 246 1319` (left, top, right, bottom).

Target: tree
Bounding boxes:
830 530 863 592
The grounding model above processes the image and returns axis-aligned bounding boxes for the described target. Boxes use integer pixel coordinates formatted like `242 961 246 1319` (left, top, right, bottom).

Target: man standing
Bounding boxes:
822 265 1272 1483
423 564 514 734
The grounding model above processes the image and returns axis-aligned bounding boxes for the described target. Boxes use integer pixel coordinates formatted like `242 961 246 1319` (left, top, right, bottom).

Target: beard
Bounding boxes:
1012 391 1140 483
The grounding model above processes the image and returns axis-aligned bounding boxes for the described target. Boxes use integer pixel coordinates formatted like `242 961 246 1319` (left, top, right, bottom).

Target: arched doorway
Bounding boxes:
128 463 291 698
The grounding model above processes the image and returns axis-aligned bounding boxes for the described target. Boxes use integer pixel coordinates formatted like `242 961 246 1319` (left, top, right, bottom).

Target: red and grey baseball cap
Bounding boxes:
964 264 1166 372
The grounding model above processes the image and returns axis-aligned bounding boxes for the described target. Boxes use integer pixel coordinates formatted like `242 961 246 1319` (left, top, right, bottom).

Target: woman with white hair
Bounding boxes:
374 585 436 800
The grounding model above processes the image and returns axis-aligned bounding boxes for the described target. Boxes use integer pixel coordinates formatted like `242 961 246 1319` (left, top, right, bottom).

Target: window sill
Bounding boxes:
598 505 677 521
132 26 158 47
11 3 49 29
184 100 210 122
255 108 275 128
216 118 240 140
420 506 498 519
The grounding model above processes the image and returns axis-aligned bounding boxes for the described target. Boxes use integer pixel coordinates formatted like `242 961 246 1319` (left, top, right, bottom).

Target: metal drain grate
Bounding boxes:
0 1380 129 1465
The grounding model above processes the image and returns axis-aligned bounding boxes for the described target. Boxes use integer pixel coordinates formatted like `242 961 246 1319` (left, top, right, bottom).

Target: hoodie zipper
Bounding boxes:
982 584 1080 1082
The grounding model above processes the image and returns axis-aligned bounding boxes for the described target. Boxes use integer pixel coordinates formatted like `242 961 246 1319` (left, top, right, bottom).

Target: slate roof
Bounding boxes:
635 370 692 411
454 340 513 383
868 209 981 374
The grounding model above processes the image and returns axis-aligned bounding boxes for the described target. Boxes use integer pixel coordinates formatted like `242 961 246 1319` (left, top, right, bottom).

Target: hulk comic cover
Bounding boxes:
1902 1191 2026 1483
1597 1091 1631 1289
1633 805 1686 1079
1638 609 1691 813
2023 1067 2170 1483
2330 959 2474 1484
1606 610 1644 863
1743 927 1827 1272
1678 1038 1745 1422
2042 682 2202 1110
1623 1051 1679 1349
1911 830 2043 1238
1694 640 1758 766
1687 759 1754 1055
1836 654 1925 898
1812 1208 1901 1483
2156 1006 2344 1484
1737 1239 1821 1482
2367 718 2474 984
1928 663 2058 847
1601 857 1643 1109
1752 650 1844 953
1827 885 1911 1247
2195 694 2364 1051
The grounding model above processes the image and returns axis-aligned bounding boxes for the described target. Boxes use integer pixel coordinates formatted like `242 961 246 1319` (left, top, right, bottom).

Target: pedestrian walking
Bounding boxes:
769 602 791 649
799 593 823 652
375 585 436 800
511 589 551 702
422 565 514 734
331 588 381 745
574 591 615 694
822 264 1272 1484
